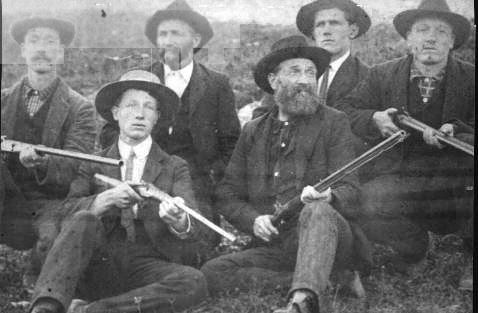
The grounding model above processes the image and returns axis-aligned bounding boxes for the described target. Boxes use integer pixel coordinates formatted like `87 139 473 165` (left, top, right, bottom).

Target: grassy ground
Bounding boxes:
0 233 472 313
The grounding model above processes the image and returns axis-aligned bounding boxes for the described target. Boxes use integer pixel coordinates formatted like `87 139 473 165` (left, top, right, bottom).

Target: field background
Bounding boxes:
1 0 475 312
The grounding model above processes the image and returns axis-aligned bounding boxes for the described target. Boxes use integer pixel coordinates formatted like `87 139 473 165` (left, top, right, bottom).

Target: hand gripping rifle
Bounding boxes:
395 111 474 156
94 173 237 242
1 136 123 166
271 130 409 226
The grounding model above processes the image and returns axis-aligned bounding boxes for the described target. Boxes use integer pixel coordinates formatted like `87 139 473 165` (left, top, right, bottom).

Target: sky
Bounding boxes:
2 0 475 25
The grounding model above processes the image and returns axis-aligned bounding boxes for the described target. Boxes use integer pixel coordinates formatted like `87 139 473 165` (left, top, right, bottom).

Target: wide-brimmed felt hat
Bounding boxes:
393 0 471 49
10 17 75 45
95 70 178 123
296 0 371 38
253 35 331 94
145 0 213 50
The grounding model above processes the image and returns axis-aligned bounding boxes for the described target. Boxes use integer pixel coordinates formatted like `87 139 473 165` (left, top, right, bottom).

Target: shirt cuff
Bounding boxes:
169 213 191 239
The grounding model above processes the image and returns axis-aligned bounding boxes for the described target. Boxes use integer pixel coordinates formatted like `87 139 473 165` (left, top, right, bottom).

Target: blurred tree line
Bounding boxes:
1 9 475 110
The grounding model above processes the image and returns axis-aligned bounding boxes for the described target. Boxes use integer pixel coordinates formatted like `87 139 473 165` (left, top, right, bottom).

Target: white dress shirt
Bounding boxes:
164 61 194 98
317 50 351 93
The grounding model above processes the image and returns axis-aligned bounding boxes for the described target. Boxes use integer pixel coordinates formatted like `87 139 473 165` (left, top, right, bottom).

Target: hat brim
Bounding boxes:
393 9 471 49
145 10 213 50
296 0 371 39
254 46 331 94
11 17 75 45
95 80 178 123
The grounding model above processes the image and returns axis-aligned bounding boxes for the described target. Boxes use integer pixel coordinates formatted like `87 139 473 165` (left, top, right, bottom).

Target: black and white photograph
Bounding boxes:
1 0 474 312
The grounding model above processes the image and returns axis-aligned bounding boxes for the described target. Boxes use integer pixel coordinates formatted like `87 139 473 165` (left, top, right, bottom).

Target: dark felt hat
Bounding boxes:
144 0 213 50
393 0 470 49
296 0 371 38
253 35 331 94
10 17 75 45
95 70 178 123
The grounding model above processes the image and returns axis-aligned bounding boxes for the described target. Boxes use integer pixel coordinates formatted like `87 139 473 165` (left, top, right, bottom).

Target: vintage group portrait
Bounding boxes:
0 0 474 312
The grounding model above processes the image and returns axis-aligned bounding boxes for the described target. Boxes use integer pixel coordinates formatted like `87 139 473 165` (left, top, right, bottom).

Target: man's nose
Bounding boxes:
133 107 146 119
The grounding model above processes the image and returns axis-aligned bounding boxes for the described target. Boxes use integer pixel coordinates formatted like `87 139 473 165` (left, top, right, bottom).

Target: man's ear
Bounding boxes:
20 43 26 59
349 23 359 39
268 73 278 92
192 33 202 48
111 106 119 121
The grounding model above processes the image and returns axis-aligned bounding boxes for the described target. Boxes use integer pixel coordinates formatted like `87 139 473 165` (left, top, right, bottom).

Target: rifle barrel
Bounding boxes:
397 114 474 156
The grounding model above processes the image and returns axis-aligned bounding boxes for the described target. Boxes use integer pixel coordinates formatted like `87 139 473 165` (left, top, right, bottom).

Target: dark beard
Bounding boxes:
274 84 321 116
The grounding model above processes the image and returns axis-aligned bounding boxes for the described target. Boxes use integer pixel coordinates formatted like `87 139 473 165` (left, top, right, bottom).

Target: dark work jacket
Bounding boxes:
1 77 96 200
334 55 475 177
100 61 241 185
61 141 203 262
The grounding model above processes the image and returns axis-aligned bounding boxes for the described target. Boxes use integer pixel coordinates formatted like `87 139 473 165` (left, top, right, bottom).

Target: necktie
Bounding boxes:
25 89 42 117
121 148 136 242
318 66 330 105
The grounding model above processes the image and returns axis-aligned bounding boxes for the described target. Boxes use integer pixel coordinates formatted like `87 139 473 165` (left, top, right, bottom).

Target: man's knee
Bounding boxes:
169 266 208 301
299 202 337 225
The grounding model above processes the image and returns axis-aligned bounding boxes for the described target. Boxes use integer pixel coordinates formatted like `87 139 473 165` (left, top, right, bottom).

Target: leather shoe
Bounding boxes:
67 299 89 313
273 295 318 313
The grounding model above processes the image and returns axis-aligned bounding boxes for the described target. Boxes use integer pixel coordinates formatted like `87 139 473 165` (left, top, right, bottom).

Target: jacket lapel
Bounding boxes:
390 55 412 112
41 79 71 147
1 79 24 138
327 55 355 104
103 143 122 180
441 57 464 121
187 62 207 117
141 141 165 183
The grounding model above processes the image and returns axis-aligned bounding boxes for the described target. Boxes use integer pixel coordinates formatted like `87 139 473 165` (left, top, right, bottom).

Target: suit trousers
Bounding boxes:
357 173 474 263
201 202 353 303
31 211 208 313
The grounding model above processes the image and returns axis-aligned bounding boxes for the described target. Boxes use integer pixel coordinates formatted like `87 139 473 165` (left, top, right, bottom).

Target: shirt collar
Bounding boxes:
118 136 153 160
23 77 60 101
329 50 350 73
409 62 446 82
164 61 194 84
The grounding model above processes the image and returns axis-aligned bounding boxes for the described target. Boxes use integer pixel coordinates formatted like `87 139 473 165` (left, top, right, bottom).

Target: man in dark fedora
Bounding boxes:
334 0 474 287
29 70 208 313
1 17 95 285
201 36 369 313
99 0 241 265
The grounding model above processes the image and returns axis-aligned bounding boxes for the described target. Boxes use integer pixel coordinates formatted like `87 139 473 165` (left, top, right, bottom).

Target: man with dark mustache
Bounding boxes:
1 17 95 286
99 0 241 266
201 36 368 313
334 0 474 288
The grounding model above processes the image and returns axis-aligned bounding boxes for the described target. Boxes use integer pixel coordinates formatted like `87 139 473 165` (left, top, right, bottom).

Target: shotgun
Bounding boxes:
1 136 123 167
271 130 409 226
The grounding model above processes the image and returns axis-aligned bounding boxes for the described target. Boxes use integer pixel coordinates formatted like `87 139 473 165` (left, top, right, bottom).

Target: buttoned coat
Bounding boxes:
61 141 202 262
334 55 475 177
1 77 96 198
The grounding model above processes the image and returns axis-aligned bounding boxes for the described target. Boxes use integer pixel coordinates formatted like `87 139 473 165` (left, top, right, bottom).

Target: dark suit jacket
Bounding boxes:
252 55 369 119
100 61 241 183
62 141 202 262
1 77 96 199
334 55 475 176
217 104 361 235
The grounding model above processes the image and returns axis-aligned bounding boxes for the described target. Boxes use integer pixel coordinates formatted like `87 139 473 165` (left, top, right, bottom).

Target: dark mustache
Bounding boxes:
32 55 52 62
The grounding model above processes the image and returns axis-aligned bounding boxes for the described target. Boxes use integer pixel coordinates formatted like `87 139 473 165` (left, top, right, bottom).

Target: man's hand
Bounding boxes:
300 186 332 204
19 145 49 169
159 197 188 231
372 108 400 137
423 123 454 149
253 215 279 242
91 182 142 216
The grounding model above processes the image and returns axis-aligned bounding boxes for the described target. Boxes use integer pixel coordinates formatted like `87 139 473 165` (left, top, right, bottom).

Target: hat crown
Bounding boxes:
417 0 451 12
270 35 308 52
165 0 194 12
119 70 161 84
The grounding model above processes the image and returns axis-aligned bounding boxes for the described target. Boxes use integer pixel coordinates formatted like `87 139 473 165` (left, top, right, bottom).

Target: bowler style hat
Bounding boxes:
253 35 331 94
145 0 213 50
95 70 178 123
10 17 75 45
296 0 371 38
393 0 471 49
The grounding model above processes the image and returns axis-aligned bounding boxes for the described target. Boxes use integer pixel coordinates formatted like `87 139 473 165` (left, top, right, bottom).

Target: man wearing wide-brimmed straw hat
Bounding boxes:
29 70 208 313
335 0 474 288
1 16 95 286
201 35 370 313
99 0 241 266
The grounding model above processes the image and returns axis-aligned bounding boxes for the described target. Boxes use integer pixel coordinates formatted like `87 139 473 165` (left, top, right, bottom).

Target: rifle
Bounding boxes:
1 136 123 167
271 130 409 226
396 112 474 156
94 173 237 242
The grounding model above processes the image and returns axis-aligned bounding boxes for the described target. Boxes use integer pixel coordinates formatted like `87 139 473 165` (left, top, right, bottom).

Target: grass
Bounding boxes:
0 233 472 313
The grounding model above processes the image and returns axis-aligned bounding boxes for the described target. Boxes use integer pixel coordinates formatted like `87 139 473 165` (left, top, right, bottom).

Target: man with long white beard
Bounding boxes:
201 36 369 313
